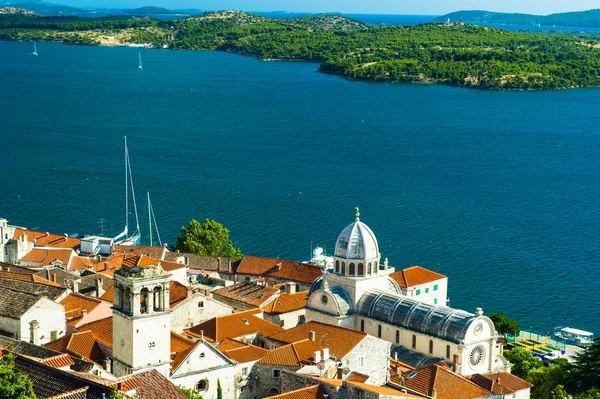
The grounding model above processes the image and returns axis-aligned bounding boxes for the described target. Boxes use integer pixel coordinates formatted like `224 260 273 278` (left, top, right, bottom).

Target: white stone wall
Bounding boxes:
263 308 305 330
112 312 171 376
170 340 236 399
404 277 448 306
21 298 66 344
340 335 391 385
168 267 188 286
171 294 233 334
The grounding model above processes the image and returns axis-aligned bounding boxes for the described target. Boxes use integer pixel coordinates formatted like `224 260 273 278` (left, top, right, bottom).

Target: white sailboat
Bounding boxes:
114 137 141 246
137 52 143 70
32 41 38 56
147 192 162 247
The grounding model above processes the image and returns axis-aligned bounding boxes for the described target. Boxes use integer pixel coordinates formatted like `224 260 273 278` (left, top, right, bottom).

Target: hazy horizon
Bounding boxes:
32 0 600 16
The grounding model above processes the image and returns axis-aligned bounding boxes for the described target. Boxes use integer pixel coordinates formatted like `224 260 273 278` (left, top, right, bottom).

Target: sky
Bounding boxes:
47 0 600 15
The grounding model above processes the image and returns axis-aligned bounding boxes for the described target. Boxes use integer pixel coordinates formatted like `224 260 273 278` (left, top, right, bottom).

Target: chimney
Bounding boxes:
453 354 459 373
217 257 222 271
95 278 103 298
29 320 40 345
285 282 296 295
72 280 79 293
309 331 316 341
104 358 112 372
81 309 88 317
394 352 398 361
476 307 483 316
186 286 193 299
314 350 321 364
322 348 329 360
233 274 238 283
52 274 57 284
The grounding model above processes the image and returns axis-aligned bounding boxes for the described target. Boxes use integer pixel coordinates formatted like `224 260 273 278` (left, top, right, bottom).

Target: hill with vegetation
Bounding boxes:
436 9 600 28
2 9 600 90
4 1 81 14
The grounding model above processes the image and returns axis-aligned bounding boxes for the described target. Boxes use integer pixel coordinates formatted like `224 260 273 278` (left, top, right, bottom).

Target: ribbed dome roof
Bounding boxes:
334 217 379 260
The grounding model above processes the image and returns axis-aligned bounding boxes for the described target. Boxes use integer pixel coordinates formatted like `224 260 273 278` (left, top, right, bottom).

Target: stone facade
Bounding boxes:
170 292 233 334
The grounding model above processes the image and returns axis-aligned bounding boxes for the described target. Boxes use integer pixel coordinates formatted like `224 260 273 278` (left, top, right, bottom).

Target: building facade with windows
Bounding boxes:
305 211 509 377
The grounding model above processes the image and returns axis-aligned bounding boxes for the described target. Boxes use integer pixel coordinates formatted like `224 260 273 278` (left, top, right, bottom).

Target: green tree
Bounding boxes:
0 353 36 399
179 386 203 399
217 379 223 399
504 348 543 379
109 390 126 399
528 364 568 399
174 219 242 259
567 339 600 393
488 312 521 336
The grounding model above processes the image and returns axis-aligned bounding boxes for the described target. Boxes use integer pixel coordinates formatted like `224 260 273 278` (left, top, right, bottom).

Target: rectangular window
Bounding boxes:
242 367 248 376
434 284 438 291
245 276 251 281
425 288 429 293
298 315 306 323
198 301 204 308
434 298 438 305
357 391 365 399
357 357 364 368
416 289 421 296
273 369 281 379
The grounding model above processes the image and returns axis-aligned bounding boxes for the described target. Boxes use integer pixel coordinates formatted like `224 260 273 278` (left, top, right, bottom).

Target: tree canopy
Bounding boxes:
489 312 521 335
174 218 242 259
0 353 35 399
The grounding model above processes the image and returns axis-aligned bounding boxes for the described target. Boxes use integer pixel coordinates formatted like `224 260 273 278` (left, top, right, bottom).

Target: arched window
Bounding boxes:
446 345 451 359
269 388 280 395
195 379 208 392
349 263 355 275
358 263 364 276
123 288 131 312
367 263 372 275
341 262 346 274
396 330 400 344
412 335 416 349
360 319 365 332
335 260 340 273
377 325 382 338
153 286 161 311
140 288 149 314
429 340 434 354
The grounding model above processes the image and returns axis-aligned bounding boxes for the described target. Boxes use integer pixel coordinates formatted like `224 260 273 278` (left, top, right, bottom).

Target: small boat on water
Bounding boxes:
113 137 141 246
32 41 38 56
554 326 594 347
137 52 143 70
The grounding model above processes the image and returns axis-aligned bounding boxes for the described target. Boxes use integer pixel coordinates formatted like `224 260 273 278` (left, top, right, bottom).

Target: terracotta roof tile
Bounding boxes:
99 286 114 302
214 281 283 308
218 340 268 363
258 338 322 367
474 372 533 394
0 270 61 287
345 371 370 383
390 266 446 288
66 331 105 361
236 256 322 285
185 308 284 343
38 353 75 369
114 244 168 261
13 228 81 250
401 364 492 399
268 321 366 359
266 384 326 399
345 381 421 398
20 248 74 268
135 369 190 399
77 316 113 346
60 293 103 326
262 291 308 314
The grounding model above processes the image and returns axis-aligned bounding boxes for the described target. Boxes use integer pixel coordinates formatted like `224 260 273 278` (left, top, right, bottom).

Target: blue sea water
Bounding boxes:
1 41 599 336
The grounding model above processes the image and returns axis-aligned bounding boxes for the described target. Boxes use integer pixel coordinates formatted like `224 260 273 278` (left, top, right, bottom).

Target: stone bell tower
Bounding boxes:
112 263 172 377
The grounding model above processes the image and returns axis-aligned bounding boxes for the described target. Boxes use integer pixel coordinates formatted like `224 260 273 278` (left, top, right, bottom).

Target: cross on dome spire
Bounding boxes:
355 206 360 220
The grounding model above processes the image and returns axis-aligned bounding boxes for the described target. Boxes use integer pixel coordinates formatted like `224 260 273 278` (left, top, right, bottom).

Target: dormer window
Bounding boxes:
242 318 249 325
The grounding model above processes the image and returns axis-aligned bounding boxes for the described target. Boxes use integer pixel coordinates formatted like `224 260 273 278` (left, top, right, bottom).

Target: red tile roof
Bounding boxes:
399 364 492 399
170 332 197 372
345 381 422 398
390 266 446 288
77 316 113 347
262 291 308 314
258 338 322 367
135 369 190 399
345 371 370 383
37 353 75 369
268 321 366 360
0 270 61 287
20 248 74 268
13 228 81 250
184 308 284 343
473 372 533 395
217 338 268 363
60 293 103 326
236 256 322 285
266 385 327 399
114 245 168 261
213 281 283 308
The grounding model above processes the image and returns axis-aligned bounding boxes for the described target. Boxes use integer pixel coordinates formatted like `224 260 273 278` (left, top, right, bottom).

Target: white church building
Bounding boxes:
306 209 510 376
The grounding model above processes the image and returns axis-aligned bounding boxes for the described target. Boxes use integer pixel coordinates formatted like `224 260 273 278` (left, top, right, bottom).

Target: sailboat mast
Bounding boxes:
148 192 152 247
125 136 129 236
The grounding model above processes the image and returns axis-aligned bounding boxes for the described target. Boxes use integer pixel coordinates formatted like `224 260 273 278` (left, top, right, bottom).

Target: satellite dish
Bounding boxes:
317 362 326 371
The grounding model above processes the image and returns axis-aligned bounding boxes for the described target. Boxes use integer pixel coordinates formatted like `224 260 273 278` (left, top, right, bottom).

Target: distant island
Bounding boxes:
122 6 183 16
436 9 600 28
2 9 600 90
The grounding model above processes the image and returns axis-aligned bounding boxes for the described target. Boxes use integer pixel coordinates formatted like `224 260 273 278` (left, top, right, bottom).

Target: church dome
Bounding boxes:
334 213 379 260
